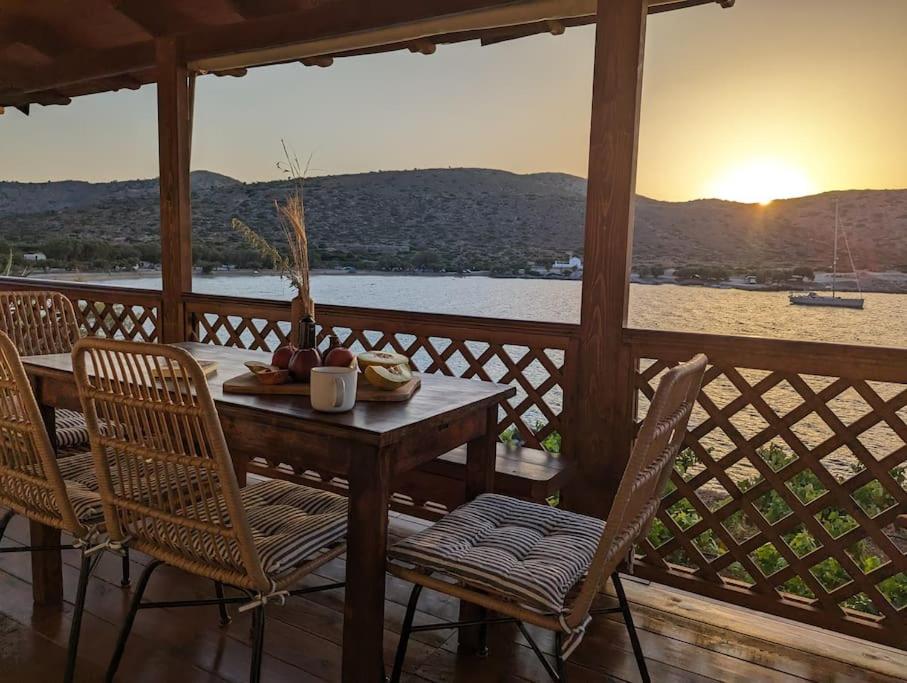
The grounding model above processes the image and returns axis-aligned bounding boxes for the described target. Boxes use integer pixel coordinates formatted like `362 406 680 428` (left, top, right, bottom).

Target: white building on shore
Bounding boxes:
550 255 583 276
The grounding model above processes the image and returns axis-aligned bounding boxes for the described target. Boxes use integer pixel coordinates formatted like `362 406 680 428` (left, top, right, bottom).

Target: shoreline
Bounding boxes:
24 268 907 294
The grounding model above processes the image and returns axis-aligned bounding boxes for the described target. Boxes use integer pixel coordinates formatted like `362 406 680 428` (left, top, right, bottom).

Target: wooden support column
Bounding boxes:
156 37 193 343
564 0 647 517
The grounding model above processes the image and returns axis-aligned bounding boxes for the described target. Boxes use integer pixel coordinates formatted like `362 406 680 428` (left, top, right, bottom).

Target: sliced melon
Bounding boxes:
357 350 409 370
364 363 413 391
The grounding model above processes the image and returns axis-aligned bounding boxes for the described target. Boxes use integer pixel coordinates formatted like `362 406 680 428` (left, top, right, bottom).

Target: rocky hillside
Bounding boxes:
0 168 905 273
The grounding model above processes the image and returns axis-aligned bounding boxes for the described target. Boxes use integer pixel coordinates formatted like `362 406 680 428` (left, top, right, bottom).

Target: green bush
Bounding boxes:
646 444 907 616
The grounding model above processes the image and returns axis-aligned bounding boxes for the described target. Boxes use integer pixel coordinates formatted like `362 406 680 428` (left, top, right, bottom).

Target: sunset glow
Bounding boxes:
705 159 818 205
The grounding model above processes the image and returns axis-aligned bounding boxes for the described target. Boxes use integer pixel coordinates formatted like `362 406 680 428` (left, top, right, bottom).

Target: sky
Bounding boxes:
1 0 906 203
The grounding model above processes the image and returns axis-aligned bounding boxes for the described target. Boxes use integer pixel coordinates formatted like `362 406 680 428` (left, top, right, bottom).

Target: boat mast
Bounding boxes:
832 200 839 298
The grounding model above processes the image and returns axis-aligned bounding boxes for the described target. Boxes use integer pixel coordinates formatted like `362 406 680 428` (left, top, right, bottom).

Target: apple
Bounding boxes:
271 344 296 370
289 347 322 382
324 345 356 368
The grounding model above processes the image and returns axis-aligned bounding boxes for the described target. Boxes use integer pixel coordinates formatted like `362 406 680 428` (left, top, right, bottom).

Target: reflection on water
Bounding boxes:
95 274 907 348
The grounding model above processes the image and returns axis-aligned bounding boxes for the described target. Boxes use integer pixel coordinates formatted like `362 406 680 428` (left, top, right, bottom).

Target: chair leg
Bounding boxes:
63 552 96 683
0 509 13 543
106 559 163 682
612 573 650 683
120 548 131 587
249 605 266 683
518 622 561 682
390 584 422 683
214 581 232 626
554 632 568 683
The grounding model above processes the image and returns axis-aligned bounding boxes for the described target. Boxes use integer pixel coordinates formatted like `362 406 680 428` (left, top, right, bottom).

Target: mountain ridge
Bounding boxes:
0 167 905 273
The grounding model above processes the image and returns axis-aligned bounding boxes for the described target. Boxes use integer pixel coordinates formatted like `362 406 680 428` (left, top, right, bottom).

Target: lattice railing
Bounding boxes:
628 329 907 648
0 278 161 343
185 293 577 449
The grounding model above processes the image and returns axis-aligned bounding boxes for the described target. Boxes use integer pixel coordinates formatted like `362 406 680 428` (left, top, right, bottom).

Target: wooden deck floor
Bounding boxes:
0 511 904 683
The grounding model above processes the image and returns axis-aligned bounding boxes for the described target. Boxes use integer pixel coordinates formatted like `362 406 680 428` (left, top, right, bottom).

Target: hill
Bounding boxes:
0 168 905 274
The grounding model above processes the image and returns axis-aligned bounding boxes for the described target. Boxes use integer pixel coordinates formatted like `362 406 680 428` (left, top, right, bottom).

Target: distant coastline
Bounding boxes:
27 267 907 294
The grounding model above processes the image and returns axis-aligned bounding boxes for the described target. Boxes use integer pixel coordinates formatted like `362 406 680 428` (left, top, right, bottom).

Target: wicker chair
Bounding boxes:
0 330 121 683
387 354 708 683
0 290 92 450
0 290 133 588
72 338 349 683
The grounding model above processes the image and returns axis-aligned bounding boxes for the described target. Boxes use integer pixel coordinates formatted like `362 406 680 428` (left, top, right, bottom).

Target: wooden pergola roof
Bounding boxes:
0 0 733 111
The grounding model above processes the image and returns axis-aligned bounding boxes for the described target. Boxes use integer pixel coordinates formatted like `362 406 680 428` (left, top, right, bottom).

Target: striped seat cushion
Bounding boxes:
54 409 91 450
240 479 348 577
55 450 106 524
56 450 217 528
388 493 604 613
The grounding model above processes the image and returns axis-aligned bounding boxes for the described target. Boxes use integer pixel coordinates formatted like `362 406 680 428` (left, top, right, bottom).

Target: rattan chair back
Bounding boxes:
72 338 271 591
0 290 80 356
566 353 707 626
0 330 86 535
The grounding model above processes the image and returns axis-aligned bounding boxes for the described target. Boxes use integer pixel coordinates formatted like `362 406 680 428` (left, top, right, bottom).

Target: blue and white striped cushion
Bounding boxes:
388 493 604 613
55 450 106 524
54 409 91 450
241 479 348 576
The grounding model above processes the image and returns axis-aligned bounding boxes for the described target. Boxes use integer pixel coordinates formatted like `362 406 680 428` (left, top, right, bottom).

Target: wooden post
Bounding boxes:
564 0 647 517
156 37 193 343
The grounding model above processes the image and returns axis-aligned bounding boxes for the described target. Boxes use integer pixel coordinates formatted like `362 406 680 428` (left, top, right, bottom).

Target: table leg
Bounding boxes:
458 404 498 655
29 519 63 606
32 401 64 606
39 402 57 453
342 449 390 682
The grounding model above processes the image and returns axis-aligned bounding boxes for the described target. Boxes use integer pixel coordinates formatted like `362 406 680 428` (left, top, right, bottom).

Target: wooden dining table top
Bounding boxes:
21 341 516 447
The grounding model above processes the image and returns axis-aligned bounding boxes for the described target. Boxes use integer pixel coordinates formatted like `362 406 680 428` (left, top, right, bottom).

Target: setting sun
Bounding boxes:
705 159 817 205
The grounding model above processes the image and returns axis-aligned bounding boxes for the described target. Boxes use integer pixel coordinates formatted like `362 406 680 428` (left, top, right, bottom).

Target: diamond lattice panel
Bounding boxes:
634 357 907 644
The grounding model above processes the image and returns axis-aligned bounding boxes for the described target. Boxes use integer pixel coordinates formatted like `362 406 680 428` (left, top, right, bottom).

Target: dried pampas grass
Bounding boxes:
231 140 313 314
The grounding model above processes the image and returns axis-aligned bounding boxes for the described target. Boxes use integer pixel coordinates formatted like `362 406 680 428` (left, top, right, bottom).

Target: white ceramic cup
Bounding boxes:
310 366 357 412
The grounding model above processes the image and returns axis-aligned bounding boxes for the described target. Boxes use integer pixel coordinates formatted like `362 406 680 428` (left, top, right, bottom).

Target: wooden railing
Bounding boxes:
1 278 903 648
0 277 161 342
185 292 579 451
627 329 907 648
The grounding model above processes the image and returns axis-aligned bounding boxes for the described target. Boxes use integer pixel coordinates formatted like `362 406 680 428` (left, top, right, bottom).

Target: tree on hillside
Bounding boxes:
792 266 815 281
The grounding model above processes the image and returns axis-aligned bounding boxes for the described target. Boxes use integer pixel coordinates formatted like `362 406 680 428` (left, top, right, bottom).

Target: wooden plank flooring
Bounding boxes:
0 511 904 683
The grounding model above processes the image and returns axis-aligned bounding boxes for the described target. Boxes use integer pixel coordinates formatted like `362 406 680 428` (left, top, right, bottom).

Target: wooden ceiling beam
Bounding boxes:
107 0 201 37
300 56 333 67
0 40 154 94
0 16 77 58
186 0 517 68
227 0 312 20
650 0 733 14
1 0 734 99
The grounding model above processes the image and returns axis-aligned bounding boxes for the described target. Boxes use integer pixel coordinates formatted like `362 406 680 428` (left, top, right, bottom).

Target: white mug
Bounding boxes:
310 366 357 413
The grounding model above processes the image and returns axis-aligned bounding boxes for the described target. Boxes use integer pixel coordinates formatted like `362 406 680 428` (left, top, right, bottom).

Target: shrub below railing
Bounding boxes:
629 329 907 649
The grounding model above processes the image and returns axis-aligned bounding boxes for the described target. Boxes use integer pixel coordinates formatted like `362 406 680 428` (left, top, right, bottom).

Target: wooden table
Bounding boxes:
22 342 515 682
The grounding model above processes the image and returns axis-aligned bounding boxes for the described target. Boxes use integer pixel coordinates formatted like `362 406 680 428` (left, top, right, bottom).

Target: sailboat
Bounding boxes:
789 201 864 309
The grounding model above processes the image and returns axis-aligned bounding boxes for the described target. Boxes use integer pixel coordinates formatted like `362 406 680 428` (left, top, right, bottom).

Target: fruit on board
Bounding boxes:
324 345 356 368
271 344 297 370
364 363 413 391
357 351 408 370
288 347 322 382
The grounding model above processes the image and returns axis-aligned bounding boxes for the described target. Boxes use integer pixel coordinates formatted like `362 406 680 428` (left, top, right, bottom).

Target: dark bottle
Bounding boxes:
300 314 318 349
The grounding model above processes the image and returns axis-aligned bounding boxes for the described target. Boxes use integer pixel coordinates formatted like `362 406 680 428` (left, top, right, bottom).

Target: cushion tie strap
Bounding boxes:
238 588 289 613
558 613 592 660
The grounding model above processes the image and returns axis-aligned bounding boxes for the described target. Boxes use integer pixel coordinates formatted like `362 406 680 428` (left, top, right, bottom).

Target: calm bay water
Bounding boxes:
81 273 907 348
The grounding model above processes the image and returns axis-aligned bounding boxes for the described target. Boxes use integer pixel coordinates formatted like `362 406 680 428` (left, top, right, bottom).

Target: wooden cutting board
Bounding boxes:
222 371 421 402
151 359 218 380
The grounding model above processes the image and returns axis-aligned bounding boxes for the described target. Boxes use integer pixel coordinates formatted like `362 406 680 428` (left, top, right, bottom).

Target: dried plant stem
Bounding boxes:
230 140 313 317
